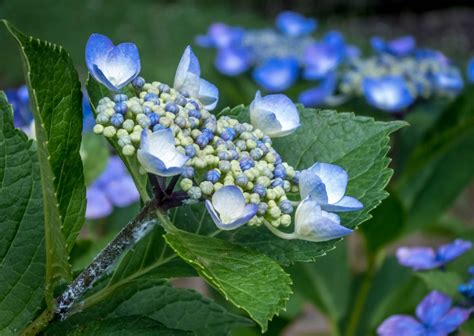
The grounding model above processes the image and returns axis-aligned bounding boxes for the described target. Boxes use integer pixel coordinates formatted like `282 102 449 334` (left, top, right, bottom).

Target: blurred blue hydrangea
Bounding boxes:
378 291 471 336
86 156 140 219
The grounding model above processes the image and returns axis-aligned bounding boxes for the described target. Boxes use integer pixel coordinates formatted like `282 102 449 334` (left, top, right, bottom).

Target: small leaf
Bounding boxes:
416 270 463 297
165 228 292 332
3 20 87 297
0 91 46 334
86 77 149 201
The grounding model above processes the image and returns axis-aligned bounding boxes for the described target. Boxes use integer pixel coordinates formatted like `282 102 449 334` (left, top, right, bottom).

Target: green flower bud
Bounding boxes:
194 157 207 169
187 186 202 200
199 181 214 195
118 135 132 147
180 178 193 192
122 119 135 132
271 218 281 227
130 104 143 114
266 189 276 200
133 125 143 133
96 113 109 124
130 131 141 143
268 206 281 219
116 129 129 138
214 182 223 192
165 112 176 120
218 160 231 173
93 124 104 134
256 176 271 187
122 144 135 156
290 185 299 193
265 152 276 163
248 217 259 226
246 139 257 150
249 193 260 204
103 126 116 138
280 214 292 227
98 97 111 105
267 200 277 208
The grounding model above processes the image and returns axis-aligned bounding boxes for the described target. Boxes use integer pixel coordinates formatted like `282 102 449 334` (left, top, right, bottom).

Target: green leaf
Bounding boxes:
45 316 191 335
397 86 474 231
416 270 463 297
49 279 250 336
3 20 87 294
0 92 46 334
165 228 292 332
81 133 109 186
360 191 406 254
223 106 406 263
86 77 149 201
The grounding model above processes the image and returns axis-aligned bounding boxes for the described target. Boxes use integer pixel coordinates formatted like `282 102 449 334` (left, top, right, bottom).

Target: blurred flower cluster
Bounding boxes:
87 33 363 241
197 11 469 114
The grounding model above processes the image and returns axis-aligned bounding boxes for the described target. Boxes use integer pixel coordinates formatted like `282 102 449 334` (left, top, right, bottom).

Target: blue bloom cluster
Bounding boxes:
459 266 474 302
197 12 467 114
87 33 363 241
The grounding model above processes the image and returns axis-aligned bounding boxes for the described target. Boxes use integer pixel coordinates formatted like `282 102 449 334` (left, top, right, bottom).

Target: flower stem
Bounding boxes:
263 219 298 240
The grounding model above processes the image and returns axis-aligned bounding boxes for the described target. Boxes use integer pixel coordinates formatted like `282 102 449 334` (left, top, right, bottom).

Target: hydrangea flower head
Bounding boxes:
195 23 244 49
215 47 252 76
378 291 471 336
249 91 300 138
396 239 472 271
85 33 141 92
303 42 343 80
362 76 415 112
371 36 416 57
275 11 317 37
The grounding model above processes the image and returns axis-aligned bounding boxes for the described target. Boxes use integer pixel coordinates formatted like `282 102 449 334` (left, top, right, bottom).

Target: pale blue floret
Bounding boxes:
362 75 415 112
173 46 219 110
299 162 363 212
275 11 317 37
294 195 353 242
252 57 299 92
205 185 258 230
215 47 251 76
137 128 189 176
303 42 343 80
85 33 141 92
249 91 300 138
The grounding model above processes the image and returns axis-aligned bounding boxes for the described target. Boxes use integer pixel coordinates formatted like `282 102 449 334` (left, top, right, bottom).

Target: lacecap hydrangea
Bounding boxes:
86 33 363 242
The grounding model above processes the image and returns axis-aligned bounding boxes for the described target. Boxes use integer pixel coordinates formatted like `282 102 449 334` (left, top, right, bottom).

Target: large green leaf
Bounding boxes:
397 86 474 231
3 20 87 294
165 228 292 332
0 92 46 334
48 278 250 336
45 316 190 336
223 106 406 263
86 77 149 201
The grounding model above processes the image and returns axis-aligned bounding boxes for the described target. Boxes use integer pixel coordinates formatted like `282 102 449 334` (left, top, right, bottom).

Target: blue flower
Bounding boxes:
205 185 258 230
293 195 353 242
173 46 219 110
298 72 337 107
459 279 474 300
214 47 251 76
362 76 415 112
467 58 474 83
86 156 140 219
303 42 343 80
432 69 464 94
137 128 189 176
371 36 416 57
275 11 317 37
396 239 472 271
378 291 471 336
5 85 32 129
252 57 299 92
299 162 363 212
249 91 300 137
195 23 244 49
85 33 141 92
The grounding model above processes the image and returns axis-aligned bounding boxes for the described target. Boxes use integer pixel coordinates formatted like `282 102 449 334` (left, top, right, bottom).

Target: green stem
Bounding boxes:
20 309 53 336
345 251 384 336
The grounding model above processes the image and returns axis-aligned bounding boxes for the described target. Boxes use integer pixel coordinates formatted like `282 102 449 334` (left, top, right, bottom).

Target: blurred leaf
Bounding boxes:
460 318 474 334
0 92 46 334
289 242 350 326
416 271 463 297
47 279 247 336
397 86 474 232
360 191 406 254
45 316 190 336
86 77 150 201
3 20 88 299
81 133 109 186
165 228 292 333
224 106 406 262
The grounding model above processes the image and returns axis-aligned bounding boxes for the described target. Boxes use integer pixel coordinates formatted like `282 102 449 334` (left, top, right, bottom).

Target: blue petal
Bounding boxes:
136 150 168 175
437 239 472 264
85 34 114 80
295 197 352 242
252 57 299 92
215 47 251 76
275 11 317 37
363 76 415 112
205 200 255 230
323 196 363 212
249 91 299 137
432 69 464 94
371 36 416 56
198 78 219 110
95 156 127 186
298 73 337 107
105 175 140 207
303 43 342 80
196 23 244 49
467 58 474 83
174 46 201 96
416 291 452 326
396 247 440 270
432 307 471 334
211 185 245 219
85 186 113 219
377 315 425 336
304 162 348 204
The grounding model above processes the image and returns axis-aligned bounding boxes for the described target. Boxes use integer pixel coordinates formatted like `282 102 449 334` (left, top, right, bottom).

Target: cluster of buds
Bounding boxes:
85 33 363 242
